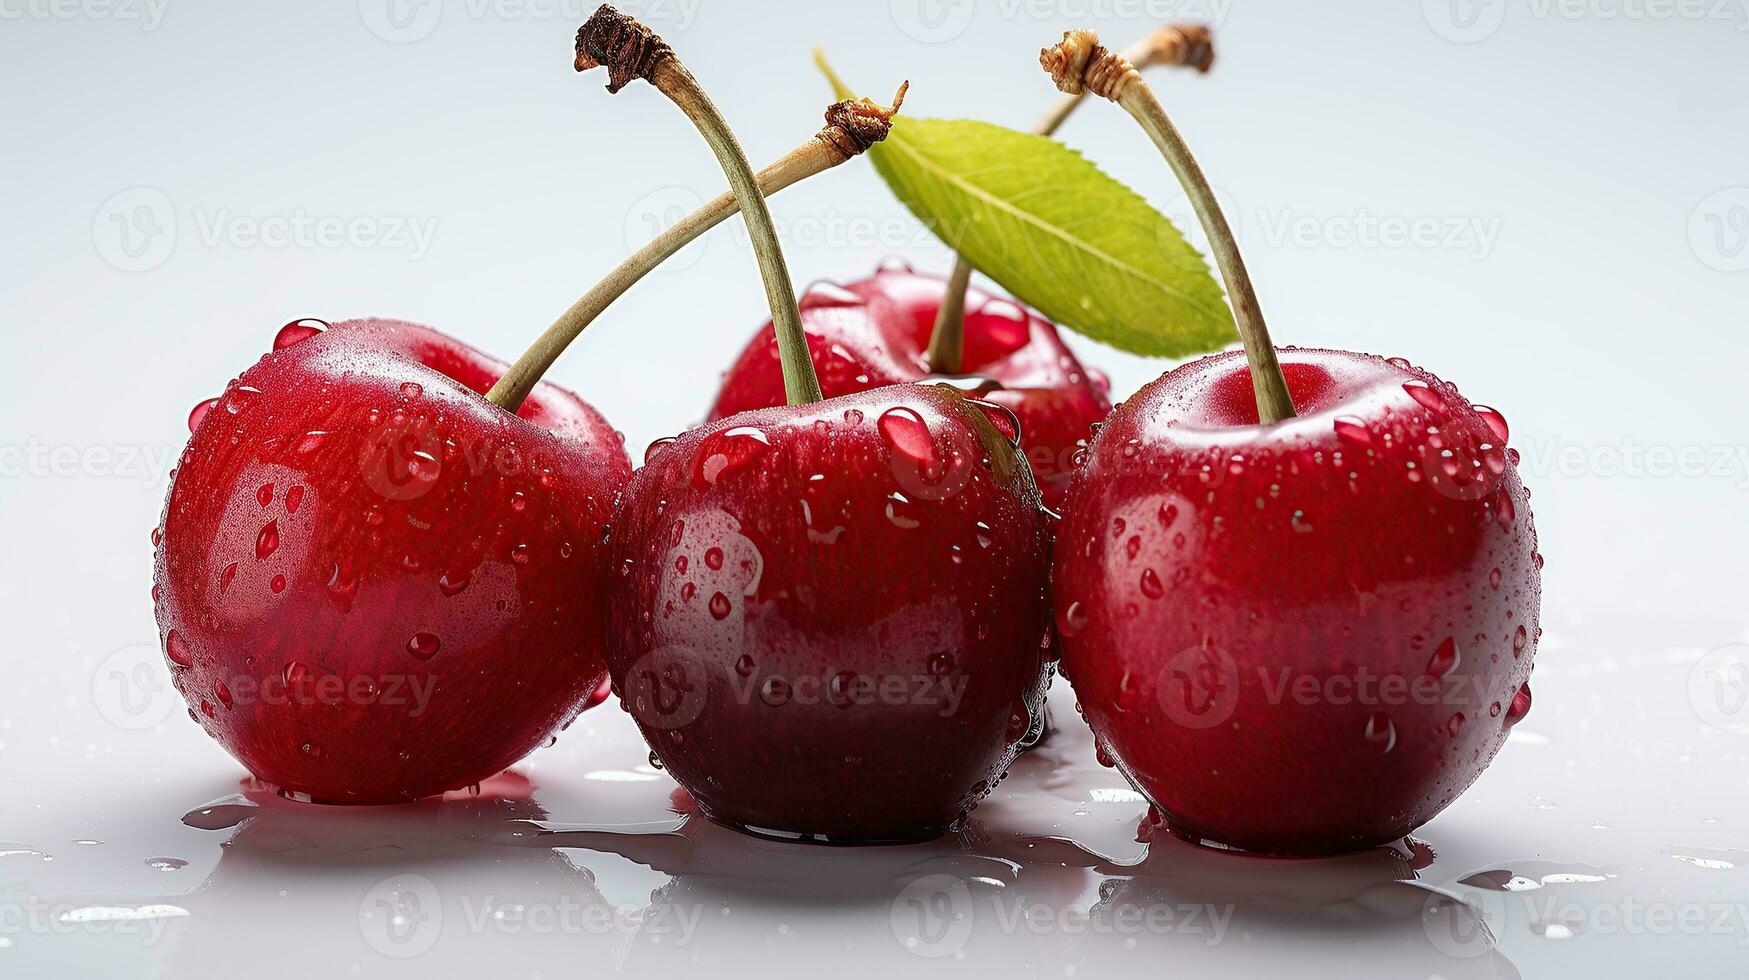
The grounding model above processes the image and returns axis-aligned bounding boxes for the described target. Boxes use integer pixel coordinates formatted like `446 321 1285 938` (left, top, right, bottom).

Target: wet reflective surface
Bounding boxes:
5 612 1746 977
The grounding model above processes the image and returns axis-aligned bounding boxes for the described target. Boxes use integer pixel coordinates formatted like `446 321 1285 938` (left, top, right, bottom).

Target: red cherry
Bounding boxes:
1053 349 1540 854
155 318 630 803
608 385 1054 842
708 266 1112 511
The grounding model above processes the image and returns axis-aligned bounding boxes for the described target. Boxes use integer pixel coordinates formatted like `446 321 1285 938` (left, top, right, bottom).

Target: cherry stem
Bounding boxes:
1041 29 1295 424
486 80 903 413
924 24 1215 375
491 6 894 413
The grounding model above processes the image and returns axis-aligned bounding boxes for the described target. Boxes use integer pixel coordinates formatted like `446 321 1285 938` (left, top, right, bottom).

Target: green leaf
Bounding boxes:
818 52 1236 358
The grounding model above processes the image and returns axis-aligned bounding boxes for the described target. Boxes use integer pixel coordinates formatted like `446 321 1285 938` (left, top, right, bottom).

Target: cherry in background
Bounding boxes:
1040 30 1540 854
708 266 1111 511
709 25 1220 509
153 318 630 803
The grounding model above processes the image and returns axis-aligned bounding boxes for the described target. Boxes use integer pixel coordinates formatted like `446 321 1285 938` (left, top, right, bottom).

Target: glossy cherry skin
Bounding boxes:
708 266 1113 511
153 318 631 804
1054 349 1540 855
608 384 1055 842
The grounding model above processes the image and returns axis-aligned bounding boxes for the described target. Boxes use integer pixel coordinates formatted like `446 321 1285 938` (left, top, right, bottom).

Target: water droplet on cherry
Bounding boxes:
693 426 771 487
254 521 280 560
1364 711 1397 752
1504 682 1533 725
1333 416 1373 447
187 398 219 433
1426 637 1461 679
1403 380 1446 413
877 407 935 467
274 319 328 350
407 633 441 660
165 631 193 669
1474 405 1510 442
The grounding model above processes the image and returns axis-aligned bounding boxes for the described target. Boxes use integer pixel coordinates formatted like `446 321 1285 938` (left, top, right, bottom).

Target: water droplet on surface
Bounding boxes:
1057 601 1088 637
1333 415 1373 447
300 741 321 758
1490 567 1503 590
928 652 954 676
1426 637 1461 679
1495 489 1517 530
255 521 280 560
1474 405 1510 442
644 437 677 464
708 592 732 620
735 654 756 677
1139 568 1165 599
269 574 286 594
1364 711 1397 752
214 680 232 709
877 406 936 467
884 492 920 530
146 857 188 872
438 571 470 597
165 631 193 669
704 547 724 570
1403 380 1446 413
1513 624 1529 656
407 633 440 660
219 562 238 594
400 381 423 399
798 281 863 308
274 319 328 349
966 399 1022 445
693 426 771 487
187 398 219 433
1504 682 1533 725
285 485 304 513
1445 711 1467 736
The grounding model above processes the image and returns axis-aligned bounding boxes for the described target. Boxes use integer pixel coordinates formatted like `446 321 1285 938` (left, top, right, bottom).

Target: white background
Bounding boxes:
2 1 1747 977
